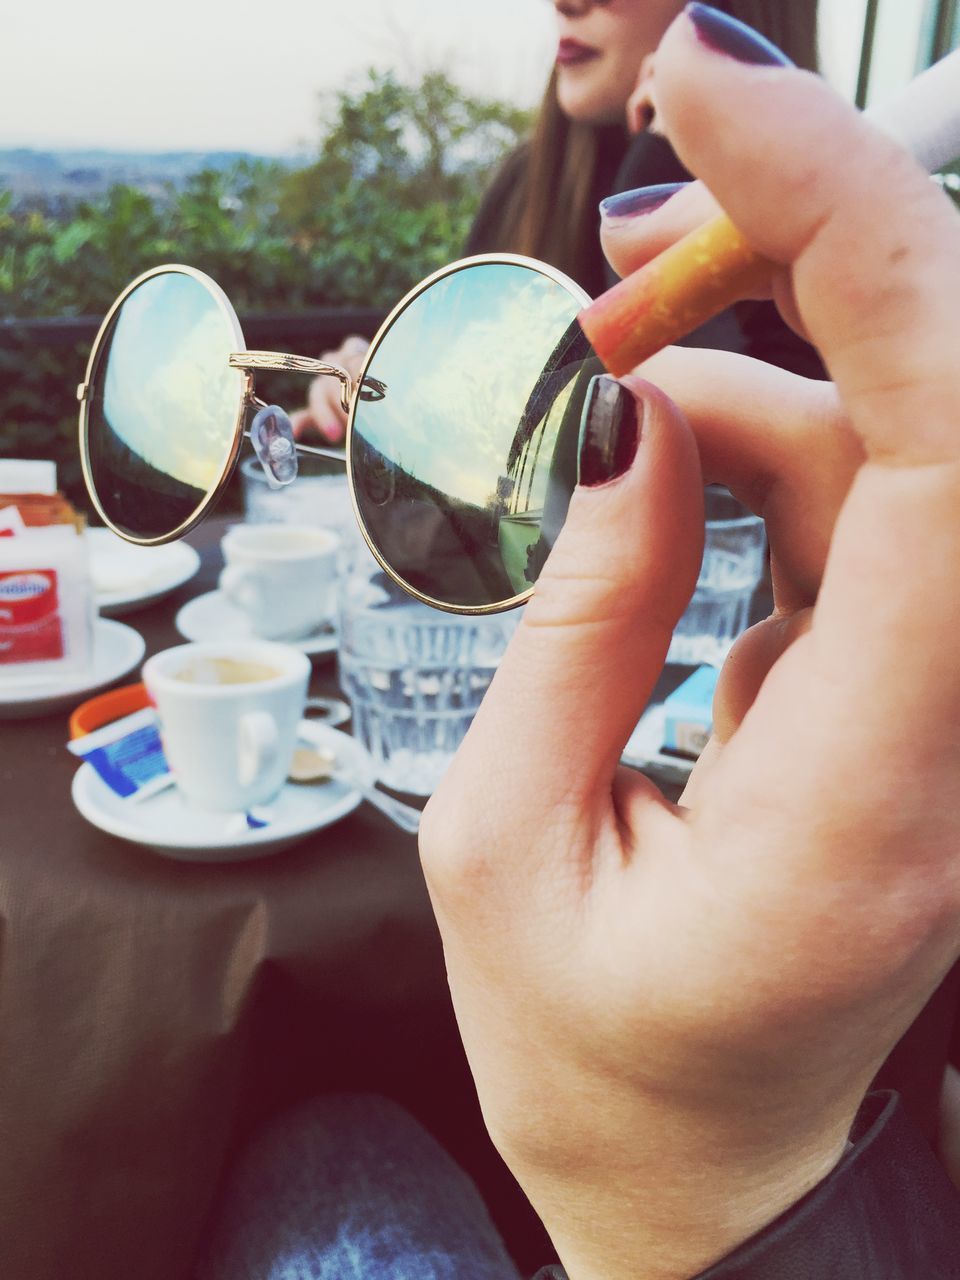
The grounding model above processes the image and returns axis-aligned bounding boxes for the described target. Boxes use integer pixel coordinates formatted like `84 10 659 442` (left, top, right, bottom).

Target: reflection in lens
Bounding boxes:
84 270 244 541
350 261 600 611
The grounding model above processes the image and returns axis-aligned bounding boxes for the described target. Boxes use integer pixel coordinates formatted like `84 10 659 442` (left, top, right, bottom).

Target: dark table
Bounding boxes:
8 519 952 1280
0 516 548 1280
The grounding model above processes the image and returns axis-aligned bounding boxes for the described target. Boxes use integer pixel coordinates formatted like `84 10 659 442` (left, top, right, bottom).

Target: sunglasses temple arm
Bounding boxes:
292 441 348 465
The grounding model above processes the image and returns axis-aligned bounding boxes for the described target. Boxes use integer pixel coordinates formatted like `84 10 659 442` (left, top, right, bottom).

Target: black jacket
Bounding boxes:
532 1092 960 1279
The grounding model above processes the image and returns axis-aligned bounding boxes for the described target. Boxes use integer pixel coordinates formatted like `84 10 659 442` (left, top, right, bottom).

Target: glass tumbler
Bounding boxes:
241 453 354 540
667 486 767 667
338 563 516 795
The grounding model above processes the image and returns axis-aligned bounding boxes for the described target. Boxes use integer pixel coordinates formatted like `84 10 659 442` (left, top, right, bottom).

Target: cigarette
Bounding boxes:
580 49 960 378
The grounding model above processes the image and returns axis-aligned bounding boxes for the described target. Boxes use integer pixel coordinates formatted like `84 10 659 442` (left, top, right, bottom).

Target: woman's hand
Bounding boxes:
626 53 659 134
290 335 370 444
420 11 960 1280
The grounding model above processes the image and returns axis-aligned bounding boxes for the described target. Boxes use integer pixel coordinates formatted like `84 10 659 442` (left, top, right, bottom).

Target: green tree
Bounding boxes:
0 67 532 507
278 69 532 305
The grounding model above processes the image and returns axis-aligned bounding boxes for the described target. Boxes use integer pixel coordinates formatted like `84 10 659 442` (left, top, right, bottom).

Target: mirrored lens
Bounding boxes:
83 270 244 542
350 261 601 611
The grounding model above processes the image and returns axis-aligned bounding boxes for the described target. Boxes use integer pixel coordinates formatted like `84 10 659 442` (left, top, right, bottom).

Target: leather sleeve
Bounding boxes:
531 1092 960 1280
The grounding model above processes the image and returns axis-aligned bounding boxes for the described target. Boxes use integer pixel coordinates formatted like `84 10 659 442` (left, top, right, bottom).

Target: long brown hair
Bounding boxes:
495 0 819 281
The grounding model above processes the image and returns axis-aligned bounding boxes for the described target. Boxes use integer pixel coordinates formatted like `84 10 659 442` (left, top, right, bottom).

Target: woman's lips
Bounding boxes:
556 38 599 67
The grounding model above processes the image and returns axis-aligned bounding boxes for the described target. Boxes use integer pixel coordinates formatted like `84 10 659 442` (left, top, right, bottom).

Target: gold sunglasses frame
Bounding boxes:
77 255 589 616
77 263 367 544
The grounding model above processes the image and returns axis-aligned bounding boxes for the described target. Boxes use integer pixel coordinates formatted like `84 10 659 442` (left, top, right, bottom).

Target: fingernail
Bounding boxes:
599 182 686 225
578 376 640 488
685 3 793 67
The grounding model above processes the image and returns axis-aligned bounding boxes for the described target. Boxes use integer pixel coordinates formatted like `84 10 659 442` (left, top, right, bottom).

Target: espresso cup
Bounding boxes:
219 523 340 641
142 640 311 811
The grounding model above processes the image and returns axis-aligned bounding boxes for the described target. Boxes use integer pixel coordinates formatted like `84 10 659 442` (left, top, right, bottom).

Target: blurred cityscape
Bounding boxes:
0 149 290 213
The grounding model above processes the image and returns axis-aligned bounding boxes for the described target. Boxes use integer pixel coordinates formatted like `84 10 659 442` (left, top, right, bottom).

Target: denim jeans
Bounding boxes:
194 1094 522 1280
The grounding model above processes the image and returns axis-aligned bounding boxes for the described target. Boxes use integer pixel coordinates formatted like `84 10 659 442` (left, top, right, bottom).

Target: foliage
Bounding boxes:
277 70 530 304
0 69 532 510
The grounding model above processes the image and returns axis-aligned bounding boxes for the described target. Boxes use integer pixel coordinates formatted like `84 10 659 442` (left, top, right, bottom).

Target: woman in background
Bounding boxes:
294 0 822 440
466 0 820 301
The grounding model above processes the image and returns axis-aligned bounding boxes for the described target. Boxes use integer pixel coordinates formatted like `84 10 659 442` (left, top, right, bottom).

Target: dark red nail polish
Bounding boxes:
578 376 640 488
685 3 793 67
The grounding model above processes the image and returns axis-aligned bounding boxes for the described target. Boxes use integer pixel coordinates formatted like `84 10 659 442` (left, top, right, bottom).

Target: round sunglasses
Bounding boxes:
78 257 601 615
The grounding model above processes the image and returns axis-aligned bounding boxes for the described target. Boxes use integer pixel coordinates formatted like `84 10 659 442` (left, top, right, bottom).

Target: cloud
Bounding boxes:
103 275 242 491
357 264 581 506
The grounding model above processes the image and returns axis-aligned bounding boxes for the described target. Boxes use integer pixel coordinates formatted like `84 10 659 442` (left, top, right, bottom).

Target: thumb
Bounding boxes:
427 375 703 853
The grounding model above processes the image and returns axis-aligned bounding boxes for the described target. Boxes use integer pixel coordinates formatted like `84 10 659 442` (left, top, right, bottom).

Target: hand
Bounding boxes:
626 53 659 135
600 178 816 344
420 12 960 1280
289 335 370 445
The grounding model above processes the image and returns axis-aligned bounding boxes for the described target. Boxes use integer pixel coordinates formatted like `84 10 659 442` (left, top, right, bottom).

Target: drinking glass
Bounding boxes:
667 487 766 667
338 562 516 795
241 452 353 540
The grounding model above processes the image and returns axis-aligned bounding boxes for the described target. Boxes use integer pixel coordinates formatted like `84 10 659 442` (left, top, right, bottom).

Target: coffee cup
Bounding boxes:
219 523 339 641
142 640 311 811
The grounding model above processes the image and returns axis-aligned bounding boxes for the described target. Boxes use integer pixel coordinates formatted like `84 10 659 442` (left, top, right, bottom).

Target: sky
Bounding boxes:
354 262 582 505
0 0 932 154
1 0 556 153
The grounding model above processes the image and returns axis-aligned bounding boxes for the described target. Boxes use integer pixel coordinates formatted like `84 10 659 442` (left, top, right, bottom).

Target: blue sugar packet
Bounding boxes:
224 806 276 838
68 708 172 801
662 665 719 759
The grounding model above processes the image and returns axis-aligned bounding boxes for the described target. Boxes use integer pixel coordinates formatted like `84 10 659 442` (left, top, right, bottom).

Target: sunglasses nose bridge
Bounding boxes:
249 403 298 489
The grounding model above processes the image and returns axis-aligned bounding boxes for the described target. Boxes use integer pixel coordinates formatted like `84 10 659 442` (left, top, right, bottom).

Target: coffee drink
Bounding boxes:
173 657 281 686
142 640 312 812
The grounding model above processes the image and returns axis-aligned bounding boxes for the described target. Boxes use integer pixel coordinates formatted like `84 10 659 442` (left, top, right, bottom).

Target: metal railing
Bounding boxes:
0 306 387 355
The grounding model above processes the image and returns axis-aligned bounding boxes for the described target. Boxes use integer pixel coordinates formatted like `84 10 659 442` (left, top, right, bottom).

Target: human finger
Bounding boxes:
656 10 960 463
599 178 806 332
655 9 960 806
335 335 370 367
625 54 659 135
291 380 346 444
289 408 322 443
421 374 702 882
305 376 348 444
293 337 370 444
640 345 858 611
600 179 721 275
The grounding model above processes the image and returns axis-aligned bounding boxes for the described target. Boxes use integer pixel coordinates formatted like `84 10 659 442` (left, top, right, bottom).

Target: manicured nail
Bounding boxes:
685 3 793 67
578 376 640 488
599 182 686 225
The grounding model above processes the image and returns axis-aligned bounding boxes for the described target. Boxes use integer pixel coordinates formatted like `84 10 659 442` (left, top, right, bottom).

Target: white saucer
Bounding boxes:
71 721 368 862
87 527 200 616
175 590 337 658
0 619 146 719
621 703 697 781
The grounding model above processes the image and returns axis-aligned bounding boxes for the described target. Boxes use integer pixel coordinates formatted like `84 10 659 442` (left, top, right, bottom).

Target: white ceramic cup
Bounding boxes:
219 523 340 640
142 640 311 811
